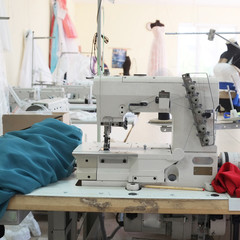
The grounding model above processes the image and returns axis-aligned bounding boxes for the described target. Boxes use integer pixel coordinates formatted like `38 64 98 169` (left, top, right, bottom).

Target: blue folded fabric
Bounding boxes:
219 82 235 91
0 118 82 220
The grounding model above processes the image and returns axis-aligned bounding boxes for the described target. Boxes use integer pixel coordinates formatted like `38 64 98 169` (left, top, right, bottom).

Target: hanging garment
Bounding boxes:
18 31 33 88
0 118 82 220
0 53 9 135
49 0 78 73
0 0 11 51
50 2 60 73
0 0 10 135
18 31 53 87
58 0 77 38
147 26 167 76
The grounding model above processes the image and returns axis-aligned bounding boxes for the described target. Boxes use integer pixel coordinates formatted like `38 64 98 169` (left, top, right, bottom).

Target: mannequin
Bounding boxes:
150 20 164 29
147 19 167 76
122 56 131 76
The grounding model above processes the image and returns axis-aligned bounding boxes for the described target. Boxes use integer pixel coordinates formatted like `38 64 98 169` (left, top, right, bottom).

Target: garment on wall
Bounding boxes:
0 0 11 51
0 53 9 135
147 20 168 76
49 0 78 74
52 53 93 85
0 0 10 135
18 31 53 88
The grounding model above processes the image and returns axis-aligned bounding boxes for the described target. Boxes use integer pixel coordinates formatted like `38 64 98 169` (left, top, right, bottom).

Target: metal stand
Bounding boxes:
166 29 240 50
31 31 55 87
232 215 240 240
83 213 107 240
48 211 78 240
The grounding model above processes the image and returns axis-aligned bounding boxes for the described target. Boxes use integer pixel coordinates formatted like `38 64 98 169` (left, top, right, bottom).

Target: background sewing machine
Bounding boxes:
73 74 219 190
8 81 94 114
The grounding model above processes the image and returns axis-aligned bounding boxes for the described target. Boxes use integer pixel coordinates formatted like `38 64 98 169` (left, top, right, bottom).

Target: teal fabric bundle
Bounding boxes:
0 118 82 220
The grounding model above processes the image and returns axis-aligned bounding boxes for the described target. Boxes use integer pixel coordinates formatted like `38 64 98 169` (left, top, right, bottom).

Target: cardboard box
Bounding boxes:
219 90 236 99
2 112 70 134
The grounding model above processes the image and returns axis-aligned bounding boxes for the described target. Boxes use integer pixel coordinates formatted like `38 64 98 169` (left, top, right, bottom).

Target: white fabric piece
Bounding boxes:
53 47 92 85
70 110 96 122
0 0 10 135
54 53 92 85
0 0 11 51
19 31 53 88
57 7 66 20
32 42 53 85
3 226 30 240
0 52 10 135
0 212 41 240
21 212 41 237
18 31 33 88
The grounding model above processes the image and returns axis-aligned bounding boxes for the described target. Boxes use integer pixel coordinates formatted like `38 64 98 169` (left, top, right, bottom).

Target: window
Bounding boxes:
177 23 238 76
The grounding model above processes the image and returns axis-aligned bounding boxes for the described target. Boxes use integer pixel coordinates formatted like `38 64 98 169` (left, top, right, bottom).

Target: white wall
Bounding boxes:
3 0 51 86
71 1 240 76
3 0 240 85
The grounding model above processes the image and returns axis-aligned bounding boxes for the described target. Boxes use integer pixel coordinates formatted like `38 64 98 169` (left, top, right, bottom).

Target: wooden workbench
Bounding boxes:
7 113 240 215
6 173 240 215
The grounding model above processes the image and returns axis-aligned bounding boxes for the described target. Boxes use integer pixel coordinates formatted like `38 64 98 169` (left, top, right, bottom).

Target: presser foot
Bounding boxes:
126 182 140 191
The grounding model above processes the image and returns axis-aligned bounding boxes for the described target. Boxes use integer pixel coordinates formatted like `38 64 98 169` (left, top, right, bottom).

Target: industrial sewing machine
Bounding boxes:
9 82 94 113
73 74 219 190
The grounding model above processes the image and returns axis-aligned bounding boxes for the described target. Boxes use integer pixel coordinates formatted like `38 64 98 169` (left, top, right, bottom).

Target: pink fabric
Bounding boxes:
148 26 167 76
58 0 77 38
62 14 77 38
58 0 67 9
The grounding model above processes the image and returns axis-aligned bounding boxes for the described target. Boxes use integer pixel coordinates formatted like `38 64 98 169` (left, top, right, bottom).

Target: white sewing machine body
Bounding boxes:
73 74 219 188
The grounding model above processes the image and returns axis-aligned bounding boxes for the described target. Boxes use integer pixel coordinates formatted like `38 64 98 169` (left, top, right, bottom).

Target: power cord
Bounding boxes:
89 32 109 75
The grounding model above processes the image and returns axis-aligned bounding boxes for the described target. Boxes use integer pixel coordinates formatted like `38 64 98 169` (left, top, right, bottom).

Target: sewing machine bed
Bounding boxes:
7 172 240 215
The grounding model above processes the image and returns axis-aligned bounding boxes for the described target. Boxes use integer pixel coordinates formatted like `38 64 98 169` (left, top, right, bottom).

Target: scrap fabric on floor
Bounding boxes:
0 118 82 220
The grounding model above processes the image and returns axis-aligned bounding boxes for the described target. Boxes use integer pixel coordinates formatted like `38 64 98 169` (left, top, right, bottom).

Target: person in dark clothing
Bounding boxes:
219 39 240 69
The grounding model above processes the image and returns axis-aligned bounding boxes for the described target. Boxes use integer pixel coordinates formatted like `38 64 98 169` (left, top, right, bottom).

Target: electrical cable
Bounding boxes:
115 213 124 227
107 225 122 240
90 33 97 75
89 32 109 75
106 213 123 240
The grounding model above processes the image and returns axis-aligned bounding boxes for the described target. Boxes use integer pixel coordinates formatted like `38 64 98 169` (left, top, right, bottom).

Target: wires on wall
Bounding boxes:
90 32 109 75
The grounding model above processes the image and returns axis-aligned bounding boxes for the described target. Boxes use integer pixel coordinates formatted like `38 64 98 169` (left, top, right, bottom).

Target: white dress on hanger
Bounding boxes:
147 26 167 76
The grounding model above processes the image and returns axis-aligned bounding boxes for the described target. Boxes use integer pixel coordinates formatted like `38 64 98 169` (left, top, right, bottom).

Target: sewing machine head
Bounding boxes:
93 74 219 151
73 74 220 188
